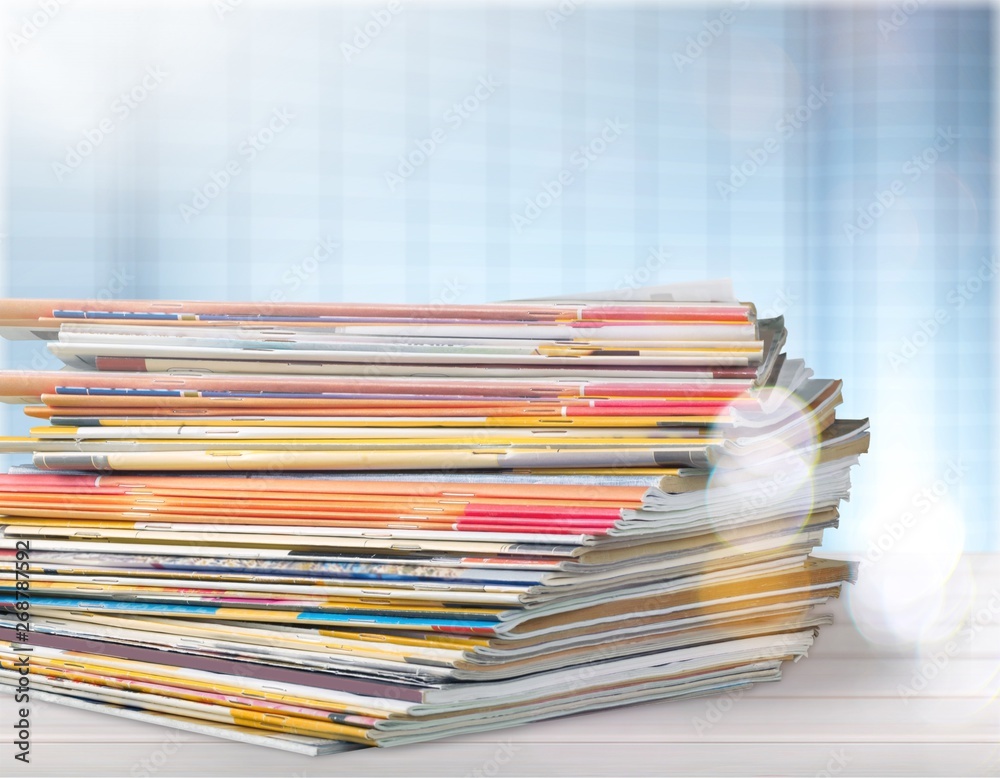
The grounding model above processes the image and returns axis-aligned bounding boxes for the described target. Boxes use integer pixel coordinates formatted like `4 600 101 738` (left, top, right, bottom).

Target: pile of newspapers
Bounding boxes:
0 281 868 755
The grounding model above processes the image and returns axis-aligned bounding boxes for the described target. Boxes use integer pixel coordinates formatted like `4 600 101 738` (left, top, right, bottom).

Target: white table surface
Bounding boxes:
2 554 998 777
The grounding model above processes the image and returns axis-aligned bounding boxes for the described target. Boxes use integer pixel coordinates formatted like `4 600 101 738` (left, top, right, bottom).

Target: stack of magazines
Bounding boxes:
0 280 868 755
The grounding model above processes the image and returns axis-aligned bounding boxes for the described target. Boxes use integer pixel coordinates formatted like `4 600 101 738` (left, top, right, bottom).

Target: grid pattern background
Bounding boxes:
0 1 994 551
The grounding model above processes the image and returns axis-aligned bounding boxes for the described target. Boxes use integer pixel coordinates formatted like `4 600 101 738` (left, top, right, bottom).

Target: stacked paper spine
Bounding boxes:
0 281 868 755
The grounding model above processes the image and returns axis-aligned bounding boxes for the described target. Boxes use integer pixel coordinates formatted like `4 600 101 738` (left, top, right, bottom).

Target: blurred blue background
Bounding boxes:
0 1 994 553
